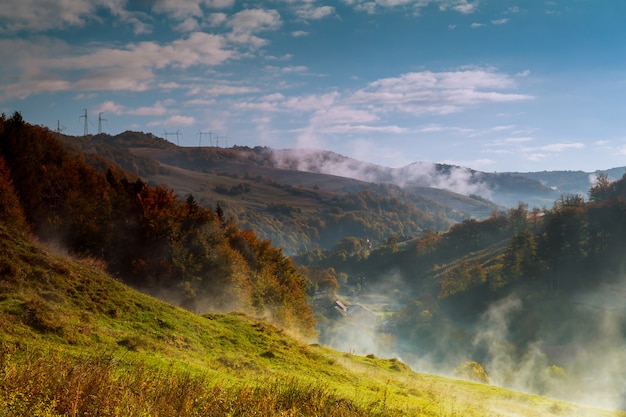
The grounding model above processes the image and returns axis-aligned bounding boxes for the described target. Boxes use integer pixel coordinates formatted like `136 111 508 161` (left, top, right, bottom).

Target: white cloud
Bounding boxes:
348 69 533 115
93 100 171 116
230 68 532 149
0 0 147 34
294 5 336 20
54 33 233 70
418 124 474 134
343 0 477 15
149 114 196 128
159 82 182 89
228 9 281 34
322 124 407 134
0 33 235 100
266 65 309 74
152 0 235 21
94 100 125 115
310 106 379 126
184 98 217 106
494 137 533 144
471 22 485 28
491 18 509 25
536 142 584 152
208 12 228 26
166 114 196 126
449 1 477 14
227 9 282 48
203 85 261 96
175 17 201 32
261 93 286 102
129 102 171 116
0 0 98 32
283 92 340 111
234 101 282 112
292 30 309 37
489 125 516 132
486 138 586 163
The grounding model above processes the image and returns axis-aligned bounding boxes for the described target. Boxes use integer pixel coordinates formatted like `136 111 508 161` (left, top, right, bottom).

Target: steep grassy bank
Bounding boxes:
0 225 622 416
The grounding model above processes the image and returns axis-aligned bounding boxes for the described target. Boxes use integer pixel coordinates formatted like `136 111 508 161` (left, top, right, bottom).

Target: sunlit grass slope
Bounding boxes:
0 224 622 417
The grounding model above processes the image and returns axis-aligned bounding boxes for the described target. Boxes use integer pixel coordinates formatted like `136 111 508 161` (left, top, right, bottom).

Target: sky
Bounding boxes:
1 0 626 173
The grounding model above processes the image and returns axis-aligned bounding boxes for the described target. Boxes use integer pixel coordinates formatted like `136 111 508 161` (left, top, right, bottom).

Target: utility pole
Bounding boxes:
97 112 107 134
79 109 88 136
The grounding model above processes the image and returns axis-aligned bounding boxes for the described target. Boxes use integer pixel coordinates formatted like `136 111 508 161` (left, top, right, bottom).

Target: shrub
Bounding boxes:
454 361 490 384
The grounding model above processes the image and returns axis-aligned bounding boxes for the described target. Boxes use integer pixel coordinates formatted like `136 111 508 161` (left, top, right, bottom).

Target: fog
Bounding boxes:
271 148 492 199
323 275 626 411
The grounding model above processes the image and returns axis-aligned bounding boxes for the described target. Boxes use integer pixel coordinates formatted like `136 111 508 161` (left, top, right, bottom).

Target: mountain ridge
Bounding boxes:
76 129 624 206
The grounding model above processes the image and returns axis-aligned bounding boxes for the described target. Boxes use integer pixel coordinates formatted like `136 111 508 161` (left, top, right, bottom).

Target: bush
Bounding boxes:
454 361 490 384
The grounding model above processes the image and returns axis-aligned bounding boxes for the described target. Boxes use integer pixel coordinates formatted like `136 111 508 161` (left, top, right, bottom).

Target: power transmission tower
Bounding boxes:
163 130 182 146
97 112 108 134
79 109 88 136
198 130 212 148
163 130 174 143
215 135 229 148
55 120 66 138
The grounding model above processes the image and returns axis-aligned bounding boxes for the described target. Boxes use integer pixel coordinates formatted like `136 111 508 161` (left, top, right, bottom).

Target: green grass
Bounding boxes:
0 225 623 416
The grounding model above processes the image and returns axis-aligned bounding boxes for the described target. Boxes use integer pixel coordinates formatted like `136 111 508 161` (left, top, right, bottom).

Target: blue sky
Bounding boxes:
1 0 625 172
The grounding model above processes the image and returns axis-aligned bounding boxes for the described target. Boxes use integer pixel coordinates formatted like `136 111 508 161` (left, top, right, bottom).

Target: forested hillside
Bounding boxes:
63 132 499 254
0 112 314 336
299 173 626 406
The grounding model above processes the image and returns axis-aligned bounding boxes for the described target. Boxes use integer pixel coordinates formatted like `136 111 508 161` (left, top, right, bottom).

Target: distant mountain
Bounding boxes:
508 168 626 199
270 150 562 208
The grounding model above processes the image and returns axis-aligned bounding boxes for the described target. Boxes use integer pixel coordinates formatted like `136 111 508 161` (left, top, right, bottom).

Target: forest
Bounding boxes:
0 112 315 337
299 165 626 401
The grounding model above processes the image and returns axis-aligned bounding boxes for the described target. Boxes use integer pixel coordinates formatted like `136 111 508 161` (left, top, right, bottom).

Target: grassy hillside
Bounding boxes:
0 224 620 417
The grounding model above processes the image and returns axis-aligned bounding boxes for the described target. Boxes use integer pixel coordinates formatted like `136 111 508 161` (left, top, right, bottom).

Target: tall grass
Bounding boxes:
0 346 406 417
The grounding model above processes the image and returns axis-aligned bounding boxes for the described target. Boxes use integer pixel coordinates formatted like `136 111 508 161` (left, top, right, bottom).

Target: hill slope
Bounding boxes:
0 224 619 417
63 132 500 254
